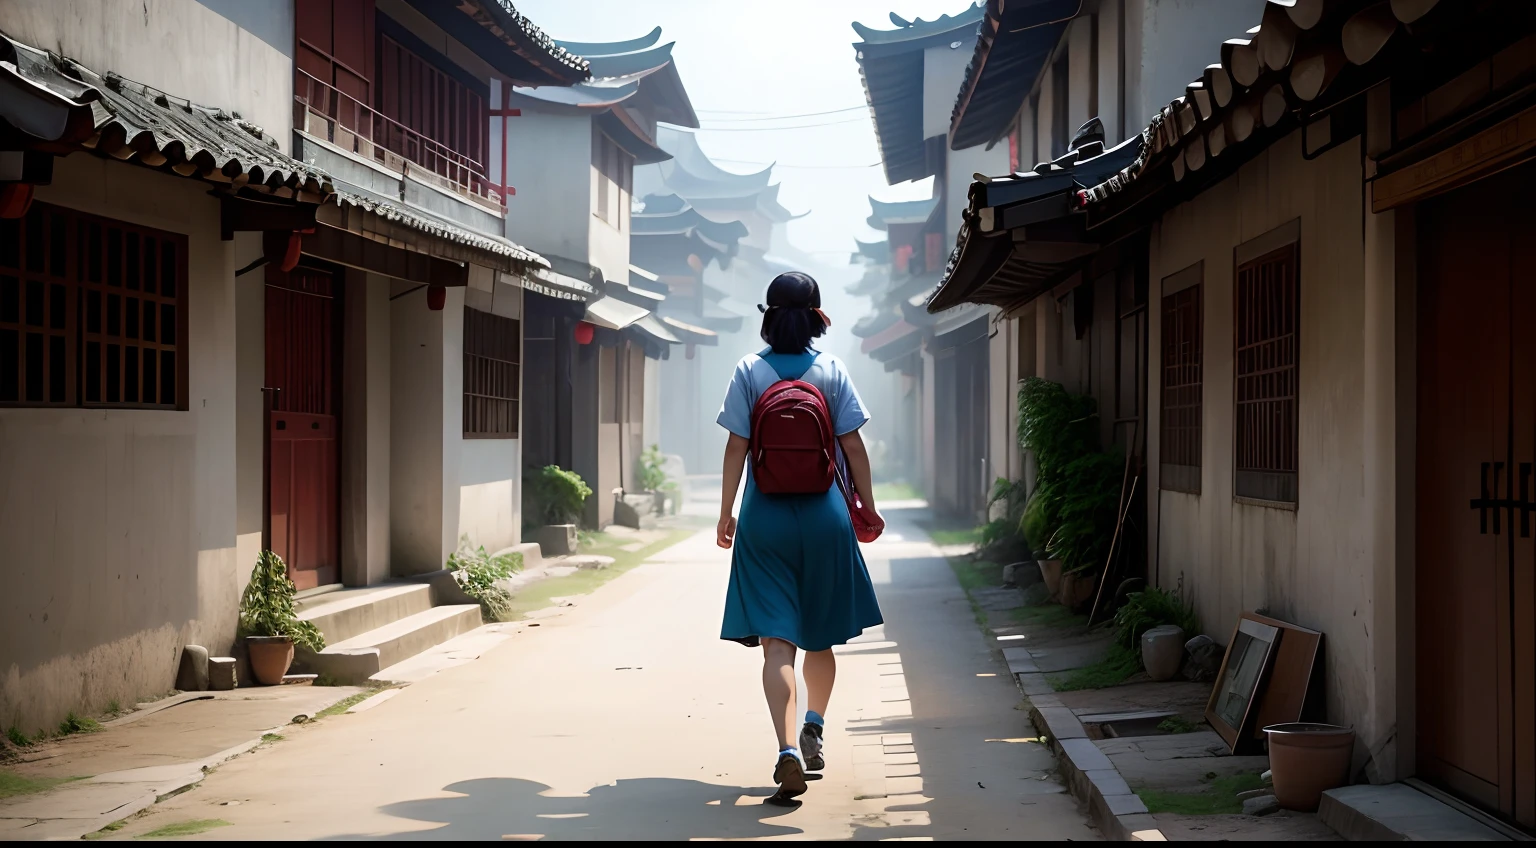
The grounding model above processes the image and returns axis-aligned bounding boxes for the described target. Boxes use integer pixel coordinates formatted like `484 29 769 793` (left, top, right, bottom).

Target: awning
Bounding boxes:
0 31 331 198
629 314 681 345
927 124 1143 313
584 296 650 330
861 319 921 361
329 186 546 268
526 266 596 302
604 276 665 308
660 315 719 346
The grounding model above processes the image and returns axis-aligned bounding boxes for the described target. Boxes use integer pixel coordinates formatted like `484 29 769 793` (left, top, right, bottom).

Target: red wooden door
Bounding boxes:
1417 164 1536 828
265 266 340 590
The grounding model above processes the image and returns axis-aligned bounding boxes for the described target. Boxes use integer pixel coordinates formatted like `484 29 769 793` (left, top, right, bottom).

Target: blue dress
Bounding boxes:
716 348 884 652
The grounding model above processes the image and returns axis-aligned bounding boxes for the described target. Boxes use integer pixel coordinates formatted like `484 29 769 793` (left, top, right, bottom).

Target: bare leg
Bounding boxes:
803 649 836 717
761 638 798 749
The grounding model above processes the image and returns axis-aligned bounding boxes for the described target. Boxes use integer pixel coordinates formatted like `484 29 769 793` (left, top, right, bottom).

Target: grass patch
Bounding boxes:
58 712 102 736
872 481 923 502
1009 603 1087 629
0 771 86 800
260 733 284 743
1051 644 1141 692
315 688 386 719
135 819 231 839
503 529 694 622
1137 772 1266 815
949 559 1005 592
1157 716 1202 734
929 526 983 547
5 726 32 747
84 819 128 840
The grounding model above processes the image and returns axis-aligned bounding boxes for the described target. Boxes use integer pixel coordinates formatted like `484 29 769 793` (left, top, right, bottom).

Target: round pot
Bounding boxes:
1058 570 1097 610
1037 559 1063 596
246 636 295 686
1264 722 1355 811
1141 624 1186 681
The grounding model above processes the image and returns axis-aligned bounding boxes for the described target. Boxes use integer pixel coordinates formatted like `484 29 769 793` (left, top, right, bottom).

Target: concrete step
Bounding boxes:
295 583 434 646
295 604 483 684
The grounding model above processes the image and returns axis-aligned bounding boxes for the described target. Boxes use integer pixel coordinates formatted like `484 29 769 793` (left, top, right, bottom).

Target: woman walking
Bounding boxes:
715 271 884 803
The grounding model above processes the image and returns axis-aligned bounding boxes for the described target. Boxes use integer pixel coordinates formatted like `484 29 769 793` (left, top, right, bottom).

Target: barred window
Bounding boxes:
1234 242 1299 503
463 306 519 437
1160 275 1202 494
0 201 185 409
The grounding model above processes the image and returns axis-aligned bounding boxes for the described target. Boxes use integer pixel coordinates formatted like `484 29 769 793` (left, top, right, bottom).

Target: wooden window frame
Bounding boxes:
1232 221 1300 506
462 306 520 438
592 130 630 230
0 201 188 410
1159 262 1203 494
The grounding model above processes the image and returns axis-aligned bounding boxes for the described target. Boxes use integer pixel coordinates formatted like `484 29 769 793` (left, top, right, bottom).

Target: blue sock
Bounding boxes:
779 745 797 755
805 710 825 727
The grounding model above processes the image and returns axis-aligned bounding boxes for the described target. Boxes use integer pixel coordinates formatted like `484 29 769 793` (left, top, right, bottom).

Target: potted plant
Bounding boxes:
637 444 669 515
523 465 593 556
1045 451 1124 610
238 551 325 685
1015 379 1099 598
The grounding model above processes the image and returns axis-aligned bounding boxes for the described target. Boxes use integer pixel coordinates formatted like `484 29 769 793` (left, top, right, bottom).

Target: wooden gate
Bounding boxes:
265 265 340 590
1416 164 1536 828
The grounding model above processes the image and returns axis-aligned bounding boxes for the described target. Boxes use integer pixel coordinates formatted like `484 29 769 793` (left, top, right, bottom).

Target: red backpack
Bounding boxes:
749 362 836 495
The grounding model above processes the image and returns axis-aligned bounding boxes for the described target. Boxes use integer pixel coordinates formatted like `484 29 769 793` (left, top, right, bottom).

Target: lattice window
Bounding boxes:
1234 243 1299 503
0 202 185 409
1160 282 1202 494
463 306 519 438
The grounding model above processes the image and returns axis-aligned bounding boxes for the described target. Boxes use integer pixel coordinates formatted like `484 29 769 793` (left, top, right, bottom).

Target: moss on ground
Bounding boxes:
949 559 1005 592
503 529 694 622
0 771 85 800
135 819 231 839
1009 603 1087 629
1136 772 1266 815
1050 644 1140 692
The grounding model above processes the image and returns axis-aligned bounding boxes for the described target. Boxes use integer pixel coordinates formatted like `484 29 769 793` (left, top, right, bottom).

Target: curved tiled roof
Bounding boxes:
462 1 590 84
1079 0 1455 216
555 27 663 56
866 195 937 230
331 188 547 268
949 0 1084 151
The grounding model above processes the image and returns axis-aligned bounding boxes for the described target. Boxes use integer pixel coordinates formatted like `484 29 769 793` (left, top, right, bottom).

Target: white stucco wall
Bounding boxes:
458 438 521 554
922 40 972 142
501 108 592 263
1 0 294 150
1146 131 1387 772
0 155 242 733
390 285 464 573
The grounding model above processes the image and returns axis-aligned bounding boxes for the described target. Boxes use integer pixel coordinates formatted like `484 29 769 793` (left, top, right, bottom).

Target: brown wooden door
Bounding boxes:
265 265 340 590
1417 165 1536 828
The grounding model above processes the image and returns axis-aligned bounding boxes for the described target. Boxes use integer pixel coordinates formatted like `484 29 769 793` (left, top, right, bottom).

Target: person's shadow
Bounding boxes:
325 776 806 841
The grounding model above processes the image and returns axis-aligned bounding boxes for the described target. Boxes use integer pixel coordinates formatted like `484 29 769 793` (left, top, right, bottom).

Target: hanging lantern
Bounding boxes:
574 320 595 345
427 284 447 310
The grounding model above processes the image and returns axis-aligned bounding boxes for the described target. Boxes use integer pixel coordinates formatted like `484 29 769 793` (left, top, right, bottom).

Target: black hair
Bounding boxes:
758 271 826 354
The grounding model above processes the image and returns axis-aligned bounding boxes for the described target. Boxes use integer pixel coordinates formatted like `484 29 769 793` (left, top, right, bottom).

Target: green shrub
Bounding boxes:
447 541 523 622
523 465 593 527
1045 450 1125 573
1113 583 1199 652
638 444 668 492
238 551 325 653
1016 378 1102 557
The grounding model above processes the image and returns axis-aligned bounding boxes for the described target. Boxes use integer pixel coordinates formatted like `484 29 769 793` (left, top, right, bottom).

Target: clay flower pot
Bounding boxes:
1058 570 1097 610
1264 723 1355 811
246 636 295 686
1037 559 1063 596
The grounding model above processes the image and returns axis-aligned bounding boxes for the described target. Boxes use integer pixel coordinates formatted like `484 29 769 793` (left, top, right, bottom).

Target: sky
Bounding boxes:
517 0 978 264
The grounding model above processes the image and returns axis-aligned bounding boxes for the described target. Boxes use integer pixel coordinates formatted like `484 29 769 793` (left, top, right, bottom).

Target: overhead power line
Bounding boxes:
694 115 870 132
712 157 881 170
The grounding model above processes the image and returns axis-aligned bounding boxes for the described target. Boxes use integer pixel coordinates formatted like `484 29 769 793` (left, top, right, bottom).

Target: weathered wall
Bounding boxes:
458 439 520 554
502 109 592 265
389 285 464 574
1124 0 1269 133
1 0 294 149
339 271 392 586
1146 131 1380 767
0 155 241 733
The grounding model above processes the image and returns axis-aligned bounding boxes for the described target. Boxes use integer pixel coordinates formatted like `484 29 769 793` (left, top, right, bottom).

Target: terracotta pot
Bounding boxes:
1058 570 1098 610
1264 723 1355 811
246 636 295 686
1037 559 1063 596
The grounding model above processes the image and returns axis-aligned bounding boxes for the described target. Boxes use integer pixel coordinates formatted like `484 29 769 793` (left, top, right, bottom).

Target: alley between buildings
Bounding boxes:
92 496 1096 841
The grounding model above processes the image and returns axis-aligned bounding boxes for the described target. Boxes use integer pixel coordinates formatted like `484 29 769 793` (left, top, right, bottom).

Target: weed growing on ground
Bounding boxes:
315 686 390 719
135 819 231 839
0 772 86 800
950 560 1005 592
260 733 284 743
1010 604 1086 629
83 818 127 840
105 700 123 718
1051 644 1141 691
5 726 31 748
1136 772 1266 815
57 712 102 736
448 539 523 622
1157 716 1202 734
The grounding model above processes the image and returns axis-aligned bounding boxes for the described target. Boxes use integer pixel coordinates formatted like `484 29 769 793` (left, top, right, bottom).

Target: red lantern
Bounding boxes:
574 321 595 345
427 285 446 310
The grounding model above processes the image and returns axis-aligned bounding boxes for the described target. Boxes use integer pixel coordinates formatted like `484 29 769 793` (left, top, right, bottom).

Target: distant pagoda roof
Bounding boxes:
632 127 807 223
950 0 1084 151
514 27 697 128
853 4 984 184
866 195 938 230
853 237 890 264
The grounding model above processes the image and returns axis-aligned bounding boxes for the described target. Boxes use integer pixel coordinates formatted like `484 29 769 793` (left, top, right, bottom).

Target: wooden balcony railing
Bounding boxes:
294 70 502 212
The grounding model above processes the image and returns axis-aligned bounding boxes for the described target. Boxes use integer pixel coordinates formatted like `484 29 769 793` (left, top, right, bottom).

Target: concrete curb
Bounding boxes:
1013 671 1168 841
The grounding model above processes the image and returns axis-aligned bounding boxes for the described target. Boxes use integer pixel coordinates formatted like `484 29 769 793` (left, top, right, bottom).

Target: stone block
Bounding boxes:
531 524 578 557
1243 794 1280 816
208 657 237 691
1182 634 1223 682
1020 582 1053 606
1002 561 1042 588
175 645 209 691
